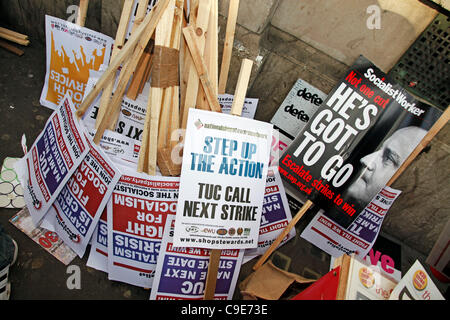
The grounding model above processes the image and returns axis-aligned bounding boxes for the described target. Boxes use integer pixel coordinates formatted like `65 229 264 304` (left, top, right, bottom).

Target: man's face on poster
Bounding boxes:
346 126 426 205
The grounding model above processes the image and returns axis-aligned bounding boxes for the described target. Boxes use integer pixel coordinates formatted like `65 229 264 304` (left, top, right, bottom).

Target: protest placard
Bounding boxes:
43 137 121 257
255 55 443 270
278 55 442 229
172 108 273 250
270 78 325 141
15 94 90 226
107 168 179 287
301 186 401 261
245 167 296 259
389 260 444 300
40 15 113 110
150 215 244 300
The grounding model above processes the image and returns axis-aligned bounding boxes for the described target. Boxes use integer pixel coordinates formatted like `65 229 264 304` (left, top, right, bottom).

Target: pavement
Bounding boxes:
0 35 448 300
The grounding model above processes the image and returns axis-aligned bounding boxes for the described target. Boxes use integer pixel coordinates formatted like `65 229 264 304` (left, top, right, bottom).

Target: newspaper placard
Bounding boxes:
245 167 296 258
301 186 401 260
107 169 179 287
389 260 445 300
44 137 121 257
9 207 77 265
40 15 113 110
86 208 108 272
150 215 244 300
279 55 442 230
15 94 90 226
173 109 273 249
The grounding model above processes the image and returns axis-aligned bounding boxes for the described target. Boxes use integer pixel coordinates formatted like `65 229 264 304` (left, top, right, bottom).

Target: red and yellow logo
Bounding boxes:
359 267 375 288
412 270 428 291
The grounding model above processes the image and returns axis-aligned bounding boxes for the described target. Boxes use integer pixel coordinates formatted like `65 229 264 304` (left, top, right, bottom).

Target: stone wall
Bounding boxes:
0 0 448 256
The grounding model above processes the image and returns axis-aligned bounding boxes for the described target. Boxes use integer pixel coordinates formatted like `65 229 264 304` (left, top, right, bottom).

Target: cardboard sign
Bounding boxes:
173 108 273 249
44 137 121 257
301 186 401 261
150 215 244 300
15 94 90 226
279 55 442 229
270 78 325 140
40 15 113 110
389 260 445 300
107 169 179 288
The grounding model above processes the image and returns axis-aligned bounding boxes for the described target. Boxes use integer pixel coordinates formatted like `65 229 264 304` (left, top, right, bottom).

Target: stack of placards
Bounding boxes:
11 0 448 301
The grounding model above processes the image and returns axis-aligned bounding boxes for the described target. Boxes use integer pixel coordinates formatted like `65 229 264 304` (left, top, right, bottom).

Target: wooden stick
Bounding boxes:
253 199 313 271
0 39 24 56
196 0 218 111
76 0 89 27
158 0 183 150
180 0 211 129
182 25 221 113
76 0 170 119
156 0 184 176
88 0 170 145
106 0 151 130
95 0 135 129
203 58 253 300
137 0 176 174
138 51 153 95
0 27 28 40
126 40 154 100
123 0 151 101
218 0 239 94
0 31 29 46
230 58 252 115
386 106 450 186
335 254 351 300
203 249 222 300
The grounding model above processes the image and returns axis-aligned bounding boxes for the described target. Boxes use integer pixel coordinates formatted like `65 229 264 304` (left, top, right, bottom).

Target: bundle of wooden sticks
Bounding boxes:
76 0 243 178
